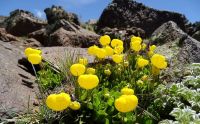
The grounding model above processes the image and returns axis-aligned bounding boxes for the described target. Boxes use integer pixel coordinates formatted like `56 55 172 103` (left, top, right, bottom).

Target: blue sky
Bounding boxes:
0 0 199 23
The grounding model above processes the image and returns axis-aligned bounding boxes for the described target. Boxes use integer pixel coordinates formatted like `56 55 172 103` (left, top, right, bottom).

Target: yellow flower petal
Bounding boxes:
112 54 123 63
111 39 123 47
25 47 41 57
99 35 111 46
137 58 149 68
79 58 88 65
69 101 81 110
78 74 99 90
115 95 138 113
28 54 42 64
70 64 86 76
86 67 96 74
46 93 71 111
151 54 167 69
121 87 134 95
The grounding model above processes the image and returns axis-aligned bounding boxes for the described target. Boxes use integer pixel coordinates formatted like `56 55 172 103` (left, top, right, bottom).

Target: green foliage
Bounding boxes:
38 63 63 90
149 63 200 122
159 107 200 124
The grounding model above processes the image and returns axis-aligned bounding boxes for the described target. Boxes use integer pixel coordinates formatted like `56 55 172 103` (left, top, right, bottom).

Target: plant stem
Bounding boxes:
32 64 38 80
31 64 45 101
121 113 125 124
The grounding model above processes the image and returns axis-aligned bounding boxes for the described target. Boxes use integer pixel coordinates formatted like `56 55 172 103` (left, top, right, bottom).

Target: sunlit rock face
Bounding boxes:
97 0 190 37
4 9 47 36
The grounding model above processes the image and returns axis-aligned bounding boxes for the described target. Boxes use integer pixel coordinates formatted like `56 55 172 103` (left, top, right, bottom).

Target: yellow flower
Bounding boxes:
69 101 81 110
111 39 123 47
152 66 160 75
115 95 138 113
104 45 114 56
141 75 148 81
130 40 142 52
142 43 147 50
46 93 71 111
151 54 167 69
78 74 99 90
79 58 88 65
150 45 156 51
86 67 96 74
131 36 142 43
121 87 134 95
28 54 42 65
24 47 42 57
96 48 107 59
104 69 111 75
70 64 86 76
148 50 154 57
99 35 111 46
104 93 110 98
114 45 124 54
88 45 99 55
112 54 123 63
137 58 149 68
137 80 144 86
124 60 129 67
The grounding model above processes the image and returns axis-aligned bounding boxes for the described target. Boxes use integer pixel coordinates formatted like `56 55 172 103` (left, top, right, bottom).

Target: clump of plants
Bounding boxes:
152 63 200 123
23 35 170 123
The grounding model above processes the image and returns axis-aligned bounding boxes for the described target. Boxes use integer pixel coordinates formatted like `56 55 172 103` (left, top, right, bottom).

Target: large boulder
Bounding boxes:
151 21 200 82
0 16 7 28
41 46 94 68
192 30 200 41
0 41 38 119
0 28 20 42
0 28 41 47
28 28 49 46
5 9 47 36
44 5 80 25
29 19 100 47
49 26 99 47
97 0 189 37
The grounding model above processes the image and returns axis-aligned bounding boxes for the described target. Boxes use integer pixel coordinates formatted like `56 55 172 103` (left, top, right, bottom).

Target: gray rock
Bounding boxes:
29 19 99 47
0 16 7 28
0 40 95 119
28 28 49 46
41 46 94 68
0 28 42 47
192 30 200 41
49 27 99 47
0 41 38 119
44 5 80 25
97 0 190 37
151 21 200 82
0 28 20 42
5 9 47 36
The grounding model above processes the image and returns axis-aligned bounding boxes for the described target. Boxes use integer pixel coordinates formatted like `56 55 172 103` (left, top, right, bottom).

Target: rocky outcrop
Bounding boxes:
0 28 20 42
0 41 38 119
28 28 49 46
44 5 80 25
0 16 7 28
0 28 41 47
41 46 94 68
29 19 99 47
151 21 200 82
192 31 200 41
4 9 47 36
49 26 99 47
97 0 189 37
